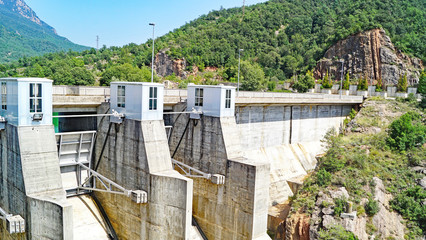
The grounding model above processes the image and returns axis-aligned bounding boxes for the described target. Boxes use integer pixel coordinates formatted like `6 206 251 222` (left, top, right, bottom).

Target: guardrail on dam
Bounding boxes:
1 80 363 240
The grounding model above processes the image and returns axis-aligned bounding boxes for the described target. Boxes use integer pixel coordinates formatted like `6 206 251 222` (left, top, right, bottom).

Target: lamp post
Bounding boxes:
149 23 155 83
339 59 344 99
237 49 243 97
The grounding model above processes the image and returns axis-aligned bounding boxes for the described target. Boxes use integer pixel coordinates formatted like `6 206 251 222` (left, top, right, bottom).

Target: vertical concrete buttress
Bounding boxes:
94 103 193 240
0 124 72 240
170 112 271 240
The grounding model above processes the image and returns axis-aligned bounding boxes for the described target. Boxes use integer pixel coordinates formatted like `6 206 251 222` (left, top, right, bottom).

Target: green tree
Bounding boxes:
376 78 383 91
419 71 426 108
397 74 408 92
386 112 425 151
240 60 265 91
27 63 45 77
293 70 315 93
418 71 426 95
343 72 350 90
322 71 332 89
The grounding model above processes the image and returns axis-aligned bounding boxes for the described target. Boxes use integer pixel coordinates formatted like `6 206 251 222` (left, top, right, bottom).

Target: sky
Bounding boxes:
25 0 267 48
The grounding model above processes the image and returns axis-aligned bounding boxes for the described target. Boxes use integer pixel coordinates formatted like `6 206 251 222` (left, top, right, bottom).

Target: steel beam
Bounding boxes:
78 163 148 204
171 159 225 184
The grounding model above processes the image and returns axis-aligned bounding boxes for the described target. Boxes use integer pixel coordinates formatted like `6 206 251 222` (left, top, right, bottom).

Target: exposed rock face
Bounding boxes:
154 49 187 78
305 181 405 240
371 177 405 239
284 213 310 240
314 29 423 86
0 0 56 33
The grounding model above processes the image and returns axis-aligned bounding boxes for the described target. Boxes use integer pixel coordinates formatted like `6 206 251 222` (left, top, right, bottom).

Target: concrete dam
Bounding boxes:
0 78 363 240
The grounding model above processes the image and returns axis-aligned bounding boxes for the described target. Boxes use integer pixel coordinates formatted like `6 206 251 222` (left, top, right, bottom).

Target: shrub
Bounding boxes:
364 199 379 216
334 198 347 217
318 224 358 240
267 81 276 91
317 168 331 186
390 186 426 231
358 77 368 91
406 93 417 103
349 109 357 119
386 112 425 151
293 71 315 93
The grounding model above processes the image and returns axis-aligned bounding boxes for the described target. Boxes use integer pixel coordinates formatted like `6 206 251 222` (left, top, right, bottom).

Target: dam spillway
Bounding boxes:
0 78 362 239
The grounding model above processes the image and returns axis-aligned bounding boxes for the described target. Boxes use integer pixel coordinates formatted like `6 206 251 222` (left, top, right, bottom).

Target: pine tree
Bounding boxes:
376 78 383 90
397 74 408 92
343 73 350 90
322 70 332 89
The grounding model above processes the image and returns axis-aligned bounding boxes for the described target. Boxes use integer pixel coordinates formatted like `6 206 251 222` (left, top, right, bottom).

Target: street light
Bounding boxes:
149 23 155 83
339 59 344 99
237 49 243 97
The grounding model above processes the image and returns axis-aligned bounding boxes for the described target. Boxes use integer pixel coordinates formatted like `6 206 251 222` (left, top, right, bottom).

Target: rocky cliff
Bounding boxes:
153 49 187 78
0 0 56 33
314 29 423 86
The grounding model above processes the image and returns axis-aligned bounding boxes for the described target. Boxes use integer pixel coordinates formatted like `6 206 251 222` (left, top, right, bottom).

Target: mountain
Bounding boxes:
0 0 424 87
0 0 88 63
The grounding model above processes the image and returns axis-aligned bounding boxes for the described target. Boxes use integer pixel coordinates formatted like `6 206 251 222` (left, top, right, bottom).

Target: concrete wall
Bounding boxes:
169 108 271 240
94 103 192 240
0 124 72 239
235 105 352 206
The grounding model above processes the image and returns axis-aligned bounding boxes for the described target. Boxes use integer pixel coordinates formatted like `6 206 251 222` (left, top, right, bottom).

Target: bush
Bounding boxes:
364 199 379 216
293 71 315 93
318 224 358 240
267 81 276 91
334 198 347 217
386 112 425 151
390 186 426 231
317 168 331 186
358 77 368 91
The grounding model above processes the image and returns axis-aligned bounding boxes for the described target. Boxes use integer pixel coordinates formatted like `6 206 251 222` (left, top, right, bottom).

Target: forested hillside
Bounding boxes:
0 0 88 63
1 0 424 86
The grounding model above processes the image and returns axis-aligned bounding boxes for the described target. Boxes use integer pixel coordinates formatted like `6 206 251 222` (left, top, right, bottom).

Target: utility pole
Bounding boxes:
96 35 99 51
149 23 155 83
241 0 246 22
237 49 243 97
340 60 344 99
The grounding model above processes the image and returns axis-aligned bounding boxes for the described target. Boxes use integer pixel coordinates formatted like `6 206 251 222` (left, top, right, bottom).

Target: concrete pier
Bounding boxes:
94 103 193 240
0 124 72 240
